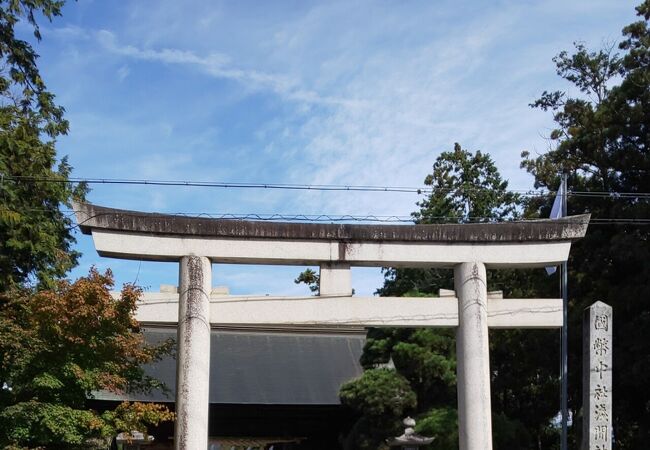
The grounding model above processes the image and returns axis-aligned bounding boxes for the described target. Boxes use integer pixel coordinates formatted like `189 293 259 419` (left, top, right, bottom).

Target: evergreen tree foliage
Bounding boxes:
522 2 650 447
413 142 520 224
0 0 84 290
339 368 417 449
379 143 520 297
0 111 84 290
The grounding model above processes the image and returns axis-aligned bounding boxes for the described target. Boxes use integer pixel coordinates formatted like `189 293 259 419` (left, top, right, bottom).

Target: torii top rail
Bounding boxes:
75 202 589 267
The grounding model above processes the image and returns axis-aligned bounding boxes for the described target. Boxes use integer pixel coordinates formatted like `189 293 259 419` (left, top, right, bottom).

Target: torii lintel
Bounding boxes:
73 202 589 268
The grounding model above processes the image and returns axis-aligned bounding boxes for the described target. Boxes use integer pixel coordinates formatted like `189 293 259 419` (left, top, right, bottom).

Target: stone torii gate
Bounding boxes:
74 202 589 450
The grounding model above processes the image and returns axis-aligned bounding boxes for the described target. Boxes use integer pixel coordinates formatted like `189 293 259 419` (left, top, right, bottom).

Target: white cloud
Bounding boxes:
117 65 130 81
43 24 89 39
95 29 362 108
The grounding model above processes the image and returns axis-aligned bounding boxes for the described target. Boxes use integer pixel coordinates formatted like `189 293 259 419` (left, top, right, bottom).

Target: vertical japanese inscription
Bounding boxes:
582 302 612 450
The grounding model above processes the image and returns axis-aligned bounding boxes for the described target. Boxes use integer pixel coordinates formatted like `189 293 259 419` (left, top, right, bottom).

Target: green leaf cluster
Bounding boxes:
413 143 520 224
379 143 522 299
0 0 68 137
339 369 416 450
0 111 85 290
415 408 457 450
294 268 320 293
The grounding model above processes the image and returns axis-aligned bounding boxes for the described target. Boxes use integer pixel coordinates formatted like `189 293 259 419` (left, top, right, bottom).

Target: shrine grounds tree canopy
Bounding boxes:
522 2 650 447
0 2 174 448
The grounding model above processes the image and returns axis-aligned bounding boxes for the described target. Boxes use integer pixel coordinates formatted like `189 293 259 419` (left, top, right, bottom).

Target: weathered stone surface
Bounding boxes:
582 301 612 450
319 263 352 296
74 202 589 267
174 256 212 450
74 201 589 243
132 293 562 329
455 262 493 450
387 417 434 447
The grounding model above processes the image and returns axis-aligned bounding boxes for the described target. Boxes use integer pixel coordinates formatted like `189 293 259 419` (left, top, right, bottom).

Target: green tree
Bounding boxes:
0 269 175 449
0 0 84 290
294 268 320 293
379 143 520 297
522 2 650 448
339 368 417 450
341 145 560 450
413 142 520 224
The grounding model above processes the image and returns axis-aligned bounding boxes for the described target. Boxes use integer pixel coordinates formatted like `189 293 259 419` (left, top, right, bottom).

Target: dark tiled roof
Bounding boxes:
95 327 365 405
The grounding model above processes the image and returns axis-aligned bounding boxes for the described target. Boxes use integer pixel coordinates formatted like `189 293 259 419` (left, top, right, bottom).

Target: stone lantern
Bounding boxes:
115 431 154 449
387 417 434 449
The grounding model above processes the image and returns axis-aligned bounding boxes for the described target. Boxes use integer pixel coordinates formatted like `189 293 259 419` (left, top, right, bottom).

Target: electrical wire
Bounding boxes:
3 174 650 199
0 174 446 194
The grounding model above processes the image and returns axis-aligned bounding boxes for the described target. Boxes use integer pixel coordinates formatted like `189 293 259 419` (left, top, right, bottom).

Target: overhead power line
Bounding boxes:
1 175 442 194
568 191 650 199
3 174 650 200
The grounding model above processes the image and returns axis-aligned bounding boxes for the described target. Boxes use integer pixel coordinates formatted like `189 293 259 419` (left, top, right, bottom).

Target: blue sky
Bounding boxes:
27 0 637 295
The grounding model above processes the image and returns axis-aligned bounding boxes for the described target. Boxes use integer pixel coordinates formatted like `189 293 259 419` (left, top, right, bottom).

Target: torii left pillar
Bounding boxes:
174 256 212 450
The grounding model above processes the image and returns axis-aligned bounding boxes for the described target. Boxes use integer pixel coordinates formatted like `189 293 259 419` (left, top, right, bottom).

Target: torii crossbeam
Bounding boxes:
75 202 589 450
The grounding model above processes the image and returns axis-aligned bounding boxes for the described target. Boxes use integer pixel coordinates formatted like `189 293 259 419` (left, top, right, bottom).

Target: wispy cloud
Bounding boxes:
257 4 530 217
96 29 362 108
116 65 130 81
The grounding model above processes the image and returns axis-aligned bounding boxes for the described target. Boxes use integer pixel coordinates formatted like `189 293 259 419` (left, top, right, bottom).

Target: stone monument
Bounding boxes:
582 301 613 450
